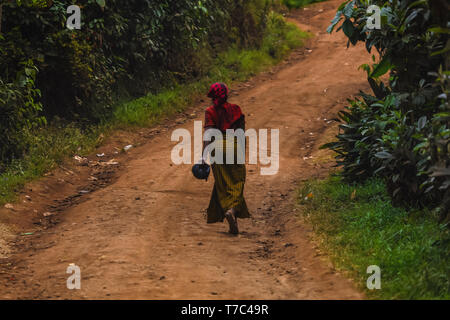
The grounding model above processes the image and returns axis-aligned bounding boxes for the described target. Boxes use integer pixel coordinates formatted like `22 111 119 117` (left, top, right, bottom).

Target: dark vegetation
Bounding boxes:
324 0 449 219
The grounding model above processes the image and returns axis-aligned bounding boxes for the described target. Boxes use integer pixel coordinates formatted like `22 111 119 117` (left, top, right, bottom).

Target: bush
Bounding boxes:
0 59 46 167
325 0 449 214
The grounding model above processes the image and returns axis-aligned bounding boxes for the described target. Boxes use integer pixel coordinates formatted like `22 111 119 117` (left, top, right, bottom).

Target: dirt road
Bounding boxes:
0 1 371 299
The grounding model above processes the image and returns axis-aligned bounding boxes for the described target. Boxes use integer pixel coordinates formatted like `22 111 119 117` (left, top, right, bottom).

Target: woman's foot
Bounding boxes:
225 209 239 234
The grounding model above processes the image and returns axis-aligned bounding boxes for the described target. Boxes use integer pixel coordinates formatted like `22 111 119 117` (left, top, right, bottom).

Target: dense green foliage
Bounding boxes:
324 0 449 215
298 176 450 299
113 12 308 127
0 0 285 168
0 5 308 204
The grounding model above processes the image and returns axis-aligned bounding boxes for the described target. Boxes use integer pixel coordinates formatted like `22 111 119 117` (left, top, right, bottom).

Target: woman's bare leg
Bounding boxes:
225 208 239 234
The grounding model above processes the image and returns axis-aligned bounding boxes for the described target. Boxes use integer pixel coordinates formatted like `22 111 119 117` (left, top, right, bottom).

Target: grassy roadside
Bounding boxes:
0 13 310 206
283 0 326 9
297 175 450 299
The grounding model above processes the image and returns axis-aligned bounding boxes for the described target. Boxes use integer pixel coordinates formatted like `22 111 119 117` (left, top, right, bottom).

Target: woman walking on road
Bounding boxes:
202 83 250 234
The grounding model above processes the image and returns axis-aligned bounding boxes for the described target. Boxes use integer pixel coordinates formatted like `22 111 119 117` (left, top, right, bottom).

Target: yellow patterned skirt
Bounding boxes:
206 138 250 223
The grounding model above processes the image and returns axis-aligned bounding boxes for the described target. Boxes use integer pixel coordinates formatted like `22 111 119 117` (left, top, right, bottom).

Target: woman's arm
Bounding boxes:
203 107 216 164
202 126 214 164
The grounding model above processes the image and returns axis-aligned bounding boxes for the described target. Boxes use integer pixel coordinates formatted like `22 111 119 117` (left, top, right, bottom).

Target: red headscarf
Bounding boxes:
207 82 229 107
205 83 243 132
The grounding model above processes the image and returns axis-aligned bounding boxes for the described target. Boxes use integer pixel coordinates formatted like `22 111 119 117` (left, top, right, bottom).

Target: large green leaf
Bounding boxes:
342 19 354 38
417 116 427 130
327 11 343 34
375 151 394 159
427 27 450 34
369 58 392 78
343 1 354 18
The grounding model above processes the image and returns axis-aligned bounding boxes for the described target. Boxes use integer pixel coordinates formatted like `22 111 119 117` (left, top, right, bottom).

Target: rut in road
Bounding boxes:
0 1 372 299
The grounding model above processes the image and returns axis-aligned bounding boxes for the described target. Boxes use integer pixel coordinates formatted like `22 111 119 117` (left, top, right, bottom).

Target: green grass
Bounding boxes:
0 13 310 205
0 124 103 202
283 0 325 9
298 175 450 299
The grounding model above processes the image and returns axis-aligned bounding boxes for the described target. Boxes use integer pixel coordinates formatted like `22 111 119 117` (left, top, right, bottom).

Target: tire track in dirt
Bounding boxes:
0 0 371 299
